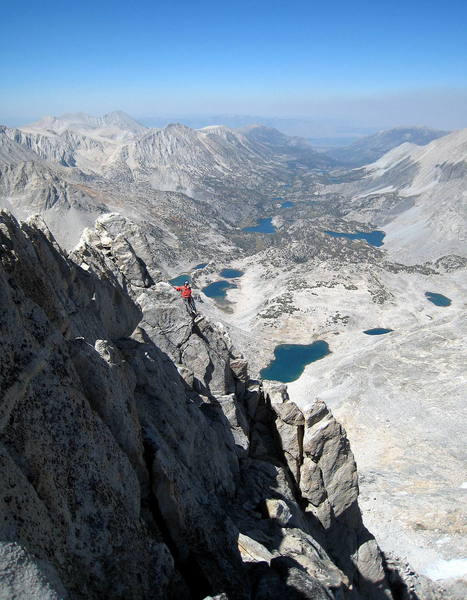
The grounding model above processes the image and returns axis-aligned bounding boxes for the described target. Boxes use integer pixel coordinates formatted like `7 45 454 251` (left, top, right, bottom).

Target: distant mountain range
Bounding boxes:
23 110 148 142
137 114 380 139
1 110 463 263
324 126 448 166
0 112 341 241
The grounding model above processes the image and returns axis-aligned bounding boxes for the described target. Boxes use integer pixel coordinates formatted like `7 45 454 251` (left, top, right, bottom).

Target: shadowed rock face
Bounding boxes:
0 211 446 600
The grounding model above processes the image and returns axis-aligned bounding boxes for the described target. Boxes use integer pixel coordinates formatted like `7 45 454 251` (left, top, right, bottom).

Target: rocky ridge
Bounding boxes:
0 209 445 599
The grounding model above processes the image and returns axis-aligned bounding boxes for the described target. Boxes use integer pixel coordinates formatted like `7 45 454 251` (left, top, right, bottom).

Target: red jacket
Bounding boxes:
175 285 192 298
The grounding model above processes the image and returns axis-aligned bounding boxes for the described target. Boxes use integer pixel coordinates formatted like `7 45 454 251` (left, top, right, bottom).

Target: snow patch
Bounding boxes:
423 558 467 581
355 186 396 198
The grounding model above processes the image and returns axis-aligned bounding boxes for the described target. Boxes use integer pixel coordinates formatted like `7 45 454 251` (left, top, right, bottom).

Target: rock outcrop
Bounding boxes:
0 210 440 599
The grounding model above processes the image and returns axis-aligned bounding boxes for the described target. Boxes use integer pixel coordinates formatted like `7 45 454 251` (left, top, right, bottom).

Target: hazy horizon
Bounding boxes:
1 101 463 141
2 0 466 133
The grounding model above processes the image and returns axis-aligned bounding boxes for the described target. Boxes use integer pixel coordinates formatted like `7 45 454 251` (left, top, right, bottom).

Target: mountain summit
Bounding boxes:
22 110 148 142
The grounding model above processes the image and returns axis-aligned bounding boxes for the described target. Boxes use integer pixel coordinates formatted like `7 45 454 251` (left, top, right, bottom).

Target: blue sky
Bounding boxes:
1 0 467 129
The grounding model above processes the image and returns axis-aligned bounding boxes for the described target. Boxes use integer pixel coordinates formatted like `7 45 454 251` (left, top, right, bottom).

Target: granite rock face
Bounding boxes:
0 210 438 599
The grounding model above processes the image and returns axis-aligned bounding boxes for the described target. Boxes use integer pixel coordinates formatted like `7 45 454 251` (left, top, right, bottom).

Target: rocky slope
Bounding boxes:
2 209 443 599
0 126 244 260
103 123 289 216
0 126 109 245
325 128 467 263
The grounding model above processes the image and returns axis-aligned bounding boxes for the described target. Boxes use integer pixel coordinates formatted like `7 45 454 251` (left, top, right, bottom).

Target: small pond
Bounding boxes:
194 263 208 270
202 280 237 300
281 201 295 208
363 328 393 335
260 341 331 383
169 274 191 286
242 217 277 234
219 268 244 278
425 292 451 307
324 230 385 247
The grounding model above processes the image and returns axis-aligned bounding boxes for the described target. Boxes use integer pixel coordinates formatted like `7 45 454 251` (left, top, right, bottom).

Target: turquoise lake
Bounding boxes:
324 230 385 247
243 218 276 234
260 341 331 383
425 292 451 306
202 280 237 299
363 328 393 335
219 268 244 278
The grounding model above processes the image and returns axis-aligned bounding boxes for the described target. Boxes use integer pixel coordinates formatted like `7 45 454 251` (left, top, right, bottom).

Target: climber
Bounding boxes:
174 281 197 316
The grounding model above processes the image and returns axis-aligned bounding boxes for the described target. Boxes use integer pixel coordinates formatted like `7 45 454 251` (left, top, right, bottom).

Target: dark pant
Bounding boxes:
184 296 197 314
